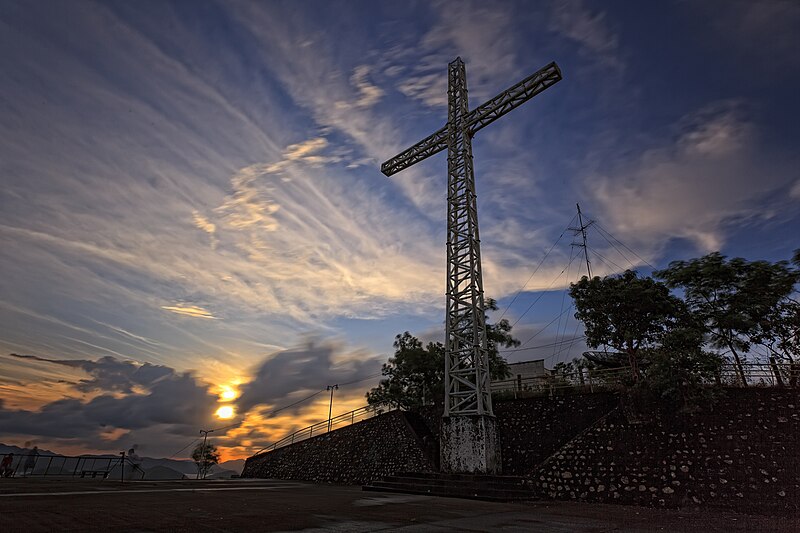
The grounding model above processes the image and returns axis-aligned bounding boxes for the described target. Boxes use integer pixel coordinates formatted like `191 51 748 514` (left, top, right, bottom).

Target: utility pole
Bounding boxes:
326 384 338 433
570 203 594 278
198 429 211 480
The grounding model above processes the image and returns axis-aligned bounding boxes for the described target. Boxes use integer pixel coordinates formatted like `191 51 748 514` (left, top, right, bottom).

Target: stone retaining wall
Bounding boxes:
242 388 798 515
532 388 800 515
495 392 619 475
242 410 434 484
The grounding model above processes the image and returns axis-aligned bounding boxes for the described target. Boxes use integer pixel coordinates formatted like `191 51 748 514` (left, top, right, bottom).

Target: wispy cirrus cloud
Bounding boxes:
161 304 217 320
694 0 800 70
791 180 800 201
393 0 520 109
548 0 622 70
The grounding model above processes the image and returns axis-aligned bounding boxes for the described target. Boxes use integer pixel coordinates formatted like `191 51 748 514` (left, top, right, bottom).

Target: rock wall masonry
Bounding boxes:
242 410 434 484
243 388 798 515
532 388 800 515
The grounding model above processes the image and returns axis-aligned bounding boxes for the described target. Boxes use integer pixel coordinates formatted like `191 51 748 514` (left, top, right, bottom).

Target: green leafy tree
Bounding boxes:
656 252 800 385
366 298 517 410
753 299 800 364
641 312 723 409
570 270 683 382
191 443 220 479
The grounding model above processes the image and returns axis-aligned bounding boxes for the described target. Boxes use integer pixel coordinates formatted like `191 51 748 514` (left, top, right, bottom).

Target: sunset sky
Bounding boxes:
1 0 798 460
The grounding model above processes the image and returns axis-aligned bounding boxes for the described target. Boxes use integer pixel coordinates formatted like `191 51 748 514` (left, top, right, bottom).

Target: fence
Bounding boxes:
490 365 630 397
2 453 128 479
250 361 799 457
251 404 382 456
719 361 800 388
491 361 800 396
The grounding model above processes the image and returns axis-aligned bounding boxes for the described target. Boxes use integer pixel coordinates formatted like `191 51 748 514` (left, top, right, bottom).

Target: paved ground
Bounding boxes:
0 478 795 532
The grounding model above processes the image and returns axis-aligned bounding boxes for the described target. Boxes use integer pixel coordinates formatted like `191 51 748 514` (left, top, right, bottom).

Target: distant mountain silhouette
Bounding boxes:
0 443 58 456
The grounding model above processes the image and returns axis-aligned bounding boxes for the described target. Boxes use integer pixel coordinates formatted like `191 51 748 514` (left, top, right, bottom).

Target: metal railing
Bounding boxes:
3 453 126 479
491 361 800 396
250 362 799 457
491 366 630 397
251 405 383 456
719 361 800 387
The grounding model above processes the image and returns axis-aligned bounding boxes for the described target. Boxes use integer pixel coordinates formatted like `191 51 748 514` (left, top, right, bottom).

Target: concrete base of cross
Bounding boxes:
439 415 501 474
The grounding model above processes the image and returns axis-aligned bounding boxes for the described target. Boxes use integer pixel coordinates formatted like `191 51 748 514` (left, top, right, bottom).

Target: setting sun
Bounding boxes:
215 405 235 419
220 386 237 401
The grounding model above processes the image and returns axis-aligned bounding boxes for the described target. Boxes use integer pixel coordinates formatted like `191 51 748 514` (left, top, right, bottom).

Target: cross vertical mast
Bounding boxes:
444 58 491 417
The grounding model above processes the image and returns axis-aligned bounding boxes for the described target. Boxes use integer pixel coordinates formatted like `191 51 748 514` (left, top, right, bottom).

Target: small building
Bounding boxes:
492 359 549 393
507 359 547 380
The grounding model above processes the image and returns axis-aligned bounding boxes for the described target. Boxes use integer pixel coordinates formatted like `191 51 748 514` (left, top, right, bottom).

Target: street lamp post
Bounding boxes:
326 384 339 433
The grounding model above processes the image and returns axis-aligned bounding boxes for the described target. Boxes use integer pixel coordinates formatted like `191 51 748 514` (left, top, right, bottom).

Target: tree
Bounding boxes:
570 270 683 382
656 252 800 385
366 333 444 410
641 312 722 409
192 443 220 479
753 298 800 364
366 298 517 410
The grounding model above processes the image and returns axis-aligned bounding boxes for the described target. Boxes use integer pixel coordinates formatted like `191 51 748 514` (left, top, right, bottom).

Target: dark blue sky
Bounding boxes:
1 0 798 457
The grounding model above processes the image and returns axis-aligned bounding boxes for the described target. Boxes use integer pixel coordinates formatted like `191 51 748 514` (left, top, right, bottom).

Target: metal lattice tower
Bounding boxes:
382 58 562 419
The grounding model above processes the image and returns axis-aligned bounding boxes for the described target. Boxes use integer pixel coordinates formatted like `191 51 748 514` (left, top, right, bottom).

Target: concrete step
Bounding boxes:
363 471 539 502
382 474 532 491
392 471 529 483
362 481 537 502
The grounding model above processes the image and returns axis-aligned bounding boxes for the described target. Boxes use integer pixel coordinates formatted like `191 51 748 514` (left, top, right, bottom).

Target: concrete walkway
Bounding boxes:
0 478 794 532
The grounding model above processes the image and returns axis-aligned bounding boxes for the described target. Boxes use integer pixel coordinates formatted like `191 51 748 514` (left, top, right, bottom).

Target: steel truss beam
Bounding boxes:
381 62 561 177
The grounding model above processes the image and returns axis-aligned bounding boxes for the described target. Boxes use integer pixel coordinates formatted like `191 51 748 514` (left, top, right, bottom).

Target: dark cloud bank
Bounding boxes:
1 341 381 456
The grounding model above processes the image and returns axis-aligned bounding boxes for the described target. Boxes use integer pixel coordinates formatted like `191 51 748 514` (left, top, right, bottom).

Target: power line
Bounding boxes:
590 225 636 270
588 245 625 272
517 303 576 349
500 335 586 353
338 371 383 387
168 438 200 460
553 321 584 362
497 214 577 322
552 243 576 361
510 251 580 329
262 389 327 417
593 222 655 270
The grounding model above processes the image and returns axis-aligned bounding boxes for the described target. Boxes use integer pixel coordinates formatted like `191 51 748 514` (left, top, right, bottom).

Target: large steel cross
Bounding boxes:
382 58 561 420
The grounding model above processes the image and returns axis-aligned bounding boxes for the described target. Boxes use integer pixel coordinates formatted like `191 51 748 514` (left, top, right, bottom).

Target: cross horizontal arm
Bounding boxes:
381 124 449 177
466 61 562 136
381 61 561 178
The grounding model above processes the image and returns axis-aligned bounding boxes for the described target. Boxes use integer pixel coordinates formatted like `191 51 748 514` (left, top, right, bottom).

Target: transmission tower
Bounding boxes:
569 203 594 279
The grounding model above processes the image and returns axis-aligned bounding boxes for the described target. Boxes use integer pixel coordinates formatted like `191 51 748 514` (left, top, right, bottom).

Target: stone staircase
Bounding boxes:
362 471 539 502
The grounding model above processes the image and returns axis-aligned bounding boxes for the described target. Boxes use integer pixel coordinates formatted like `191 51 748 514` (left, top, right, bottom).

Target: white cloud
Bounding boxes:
161 304 217 319
192 211 218 249
549 0 621 69
698 0 800 69
589 101 794 255
791 180 800 201
394 1 519 108
349 65 384 109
